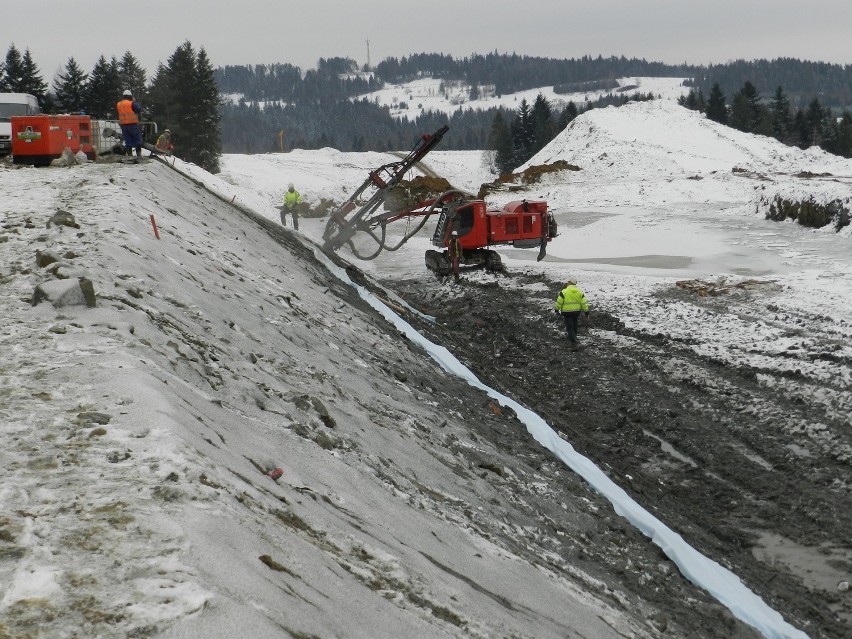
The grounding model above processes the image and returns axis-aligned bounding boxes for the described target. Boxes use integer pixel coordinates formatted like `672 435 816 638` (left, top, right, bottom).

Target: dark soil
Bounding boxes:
375 268 852 639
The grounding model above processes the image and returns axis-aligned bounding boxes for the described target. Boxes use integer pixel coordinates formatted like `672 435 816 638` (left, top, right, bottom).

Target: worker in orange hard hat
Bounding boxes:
116 89 143 159
447 230 463 282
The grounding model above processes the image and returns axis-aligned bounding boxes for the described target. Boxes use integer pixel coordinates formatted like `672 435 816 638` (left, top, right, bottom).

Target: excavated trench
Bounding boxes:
375 268 852 639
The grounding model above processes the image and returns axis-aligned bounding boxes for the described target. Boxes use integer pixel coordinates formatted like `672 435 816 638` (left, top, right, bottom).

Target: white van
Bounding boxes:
0 93 40 156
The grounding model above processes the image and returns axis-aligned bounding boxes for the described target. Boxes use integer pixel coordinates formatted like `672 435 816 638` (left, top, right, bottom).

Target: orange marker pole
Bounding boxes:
150 214 160 239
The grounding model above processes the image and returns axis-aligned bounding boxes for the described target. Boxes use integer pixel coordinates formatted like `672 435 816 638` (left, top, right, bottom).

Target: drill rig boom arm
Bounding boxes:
321 126 449 253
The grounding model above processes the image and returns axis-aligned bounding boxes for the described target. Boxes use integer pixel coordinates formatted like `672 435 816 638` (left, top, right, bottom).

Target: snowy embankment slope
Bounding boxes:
0 160 667 638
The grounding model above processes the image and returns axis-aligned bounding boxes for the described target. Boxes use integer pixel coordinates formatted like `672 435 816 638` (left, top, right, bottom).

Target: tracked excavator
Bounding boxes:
321 126 558 275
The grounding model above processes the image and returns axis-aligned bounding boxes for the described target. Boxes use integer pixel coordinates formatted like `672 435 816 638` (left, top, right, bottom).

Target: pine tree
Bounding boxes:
118 52 147 101
819 108 839 154
20 49 47 100
54 58 89 113
740 81 764 132
146 63 171 121
84 56 122 119
510 98 533 166
40 93 56 114
530 93 554 155
678 87 706 112
148 42 223 173
558 101 579 130
705 83 727 124
804 99 825 147
1 45 25 92
837 112 852 159
770 86 791 142
190 47 222 173
727 82 765 133
487 111 513 174
791 109 809 148
728 92 752 132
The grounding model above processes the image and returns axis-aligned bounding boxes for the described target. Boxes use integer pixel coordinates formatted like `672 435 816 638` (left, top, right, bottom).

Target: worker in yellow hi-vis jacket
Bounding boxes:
281 183 302 230
554 278 590 351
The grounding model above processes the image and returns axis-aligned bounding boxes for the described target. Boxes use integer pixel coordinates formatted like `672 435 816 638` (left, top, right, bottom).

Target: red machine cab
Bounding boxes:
426 198 556 273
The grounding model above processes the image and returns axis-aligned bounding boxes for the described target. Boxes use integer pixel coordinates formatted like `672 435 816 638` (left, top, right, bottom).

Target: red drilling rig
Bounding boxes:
322 126 557 274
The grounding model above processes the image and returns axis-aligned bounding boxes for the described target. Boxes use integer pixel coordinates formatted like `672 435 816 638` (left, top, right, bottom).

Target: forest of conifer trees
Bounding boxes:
679 81 852 159
3 47 851 173
215 54 852 168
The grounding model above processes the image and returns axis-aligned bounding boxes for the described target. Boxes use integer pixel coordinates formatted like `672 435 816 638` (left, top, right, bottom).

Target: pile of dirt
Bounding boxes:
478 160 582 198
302 197 337 219
676 277 777 297
384 175 456 211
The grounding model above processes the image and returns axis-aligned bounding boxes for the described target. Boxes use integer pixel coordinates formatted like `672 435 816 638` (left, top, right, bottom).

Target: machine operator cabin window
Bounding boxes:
456 205 475 234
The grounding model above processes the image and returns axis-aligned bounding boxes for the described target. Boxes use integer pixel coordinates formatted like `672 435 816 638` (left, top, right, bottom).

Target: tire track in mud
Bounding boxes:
385 271 852 639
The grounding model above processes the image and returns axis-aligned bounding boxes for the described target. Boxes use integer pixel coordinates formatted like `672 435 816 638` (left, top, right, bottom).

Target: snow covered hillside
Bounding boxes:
223 76 688 120
354 76 688 120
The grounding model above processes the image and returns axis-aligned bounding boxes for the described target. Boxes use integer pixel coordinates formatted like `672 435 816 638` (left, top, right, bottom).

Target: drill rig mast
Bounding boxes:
321 126 450 258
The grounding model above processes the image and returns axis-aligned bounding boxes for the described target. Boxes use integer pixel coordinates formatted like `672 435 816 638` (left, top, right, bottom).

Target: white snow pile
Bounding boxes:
520 99 852 227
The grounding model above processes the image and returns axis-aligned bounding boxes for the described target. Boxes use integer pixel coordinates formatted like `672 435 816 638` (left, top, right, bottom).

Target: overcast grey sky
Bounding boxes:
4 0 850 83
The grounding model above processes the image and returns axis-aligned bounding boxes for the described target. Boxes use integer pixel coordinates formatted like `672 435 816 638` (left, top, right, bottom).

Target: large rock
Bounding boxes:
32 278 96 308
47 210 79 229
36 249 60 268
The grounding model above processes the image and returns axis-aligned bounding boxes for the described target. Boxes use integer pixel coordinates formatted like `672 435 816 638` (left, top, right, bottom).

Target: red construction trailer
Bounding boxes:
11 114 95 165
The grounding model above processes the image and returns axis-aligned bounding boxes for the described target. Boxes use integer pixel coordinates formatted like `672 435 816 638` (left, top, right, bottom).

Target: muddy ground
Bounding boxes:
370 268 852 639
